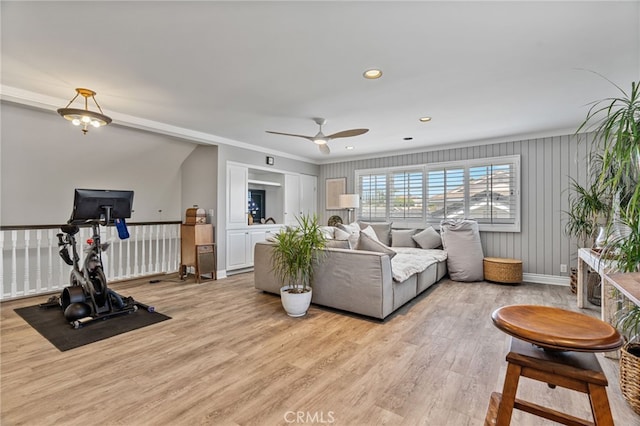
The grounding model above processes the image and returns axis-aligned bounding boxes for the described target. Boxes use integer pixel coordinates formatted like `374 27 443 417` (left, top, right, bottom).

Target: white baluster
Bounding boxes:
0 231 5 300
148 225 154 273
161 224 167 272
117 228 123 279
36 230 42 293
134 226 140 276
155 224 160 273
126 227 131 278
11 231 18 298
23 230 30 296
47 229 55 290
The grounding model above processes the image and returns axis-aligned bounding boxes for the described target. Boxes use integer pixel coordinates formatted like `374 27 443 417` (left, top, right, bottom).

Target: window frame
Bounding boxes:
354 155 521 232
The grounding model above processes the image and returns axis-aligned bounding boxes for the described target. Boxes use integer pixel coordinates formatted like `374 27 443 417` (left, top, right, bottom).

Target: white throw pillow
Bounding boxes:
333 227 351 241
338 222 361 249
360 225 381 243
319 226 335 240
412 226 442 249
391 229 418 247
356 232 396 259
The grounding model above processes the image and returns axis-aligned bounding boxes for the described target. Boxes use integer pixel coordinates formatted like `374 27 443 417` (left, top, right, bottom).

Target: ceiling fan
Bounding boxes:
266 118 368 155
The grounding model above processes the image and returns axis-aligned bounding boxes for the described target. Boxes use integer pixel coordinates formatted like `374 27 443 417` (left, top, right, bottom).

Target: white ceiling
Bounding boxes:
1 1 639 163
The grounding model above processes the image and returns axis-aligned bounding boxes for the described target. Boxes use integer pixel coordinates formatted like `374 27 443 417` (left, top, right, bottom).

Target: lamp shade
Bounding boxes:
339 194 360 209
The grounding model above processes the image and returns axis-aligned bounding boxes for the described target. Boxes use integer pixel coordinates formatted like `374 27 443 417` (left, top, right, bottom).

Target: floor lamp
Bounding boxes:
339 194 360 224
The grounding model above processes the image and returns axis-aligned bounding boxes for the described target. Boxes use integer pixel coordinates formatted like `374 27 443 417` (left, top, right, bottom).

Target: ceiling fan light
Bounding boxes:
363 69 383 79
313 138 327 145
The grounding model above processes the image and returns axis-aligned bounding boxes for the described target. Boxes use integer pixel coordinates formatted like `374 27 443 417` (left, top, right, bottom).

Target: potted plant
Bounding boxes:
270 214 327 317
578 78 639 413
564 153 611 298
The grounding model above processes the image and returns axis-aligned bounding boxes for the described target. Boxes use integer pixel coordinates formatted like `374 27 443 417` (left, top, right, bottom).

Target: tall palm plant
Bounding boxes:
576 80 640 221
271 214 327 293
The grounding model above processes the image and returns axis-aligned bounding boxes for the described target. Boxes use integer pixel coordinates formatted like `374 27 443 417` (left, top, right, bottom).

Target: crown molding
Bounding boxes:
0 85 315 164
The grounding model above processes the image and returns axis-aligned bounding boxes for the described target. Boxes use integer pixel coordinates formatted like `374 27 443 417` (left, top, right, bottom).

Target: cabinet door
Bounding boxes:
299 174 317 217
228 164 248 226
227 230 249 270
248 230 267 265
284 173 300 226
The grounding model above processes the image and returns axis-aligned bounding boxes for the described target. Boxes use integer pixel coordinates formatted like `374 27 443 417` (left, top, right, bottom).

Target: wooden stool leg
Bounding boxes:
587 383 614 426
496 362 522 426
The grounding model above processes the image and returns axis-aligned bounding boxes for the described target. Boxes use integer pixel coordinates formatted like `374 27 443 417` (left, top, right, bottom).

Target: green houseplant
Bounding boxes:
577 79 640 413
271 214 327 317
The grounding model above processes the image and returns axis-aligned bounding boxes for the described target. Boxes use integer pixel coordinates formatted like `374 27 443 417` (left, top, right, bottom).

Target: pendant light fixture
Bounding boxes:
57 88 112 135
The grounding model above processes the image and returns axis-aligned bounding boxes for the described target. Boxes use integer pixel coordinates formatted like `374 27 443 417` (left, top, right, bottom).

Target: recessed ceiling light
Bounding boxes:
403 137 413 141
363 69 382 79
419 116 432 122
345 146 354 150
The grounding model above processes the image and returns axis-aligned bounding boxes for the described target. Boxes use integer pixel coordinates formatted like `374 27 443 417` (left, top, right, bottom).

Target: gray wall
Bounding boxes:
319 133 596 278
1 102 197 225
181 144 218 225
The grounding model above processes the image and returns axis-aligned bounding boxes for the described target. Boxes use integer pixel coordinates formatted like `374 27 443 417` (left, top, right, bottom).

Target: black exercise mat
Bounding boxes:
14 304 171 352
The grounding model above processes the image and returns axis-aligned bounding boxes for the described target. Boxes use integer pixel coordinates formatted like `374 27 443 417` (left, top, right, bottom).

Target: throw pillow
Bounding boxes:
319 226 335 240
338 222 361 249
333 227 351 241
358 221 392 246
360 225 381 242
412 226 442 249
356 232 396 259
440 219 484 282
391 229 418 247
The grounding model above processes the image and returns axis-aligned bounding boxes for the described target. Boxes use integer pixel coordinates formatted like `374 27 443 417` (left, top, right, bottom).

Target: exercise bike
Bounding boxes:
43 189 152 328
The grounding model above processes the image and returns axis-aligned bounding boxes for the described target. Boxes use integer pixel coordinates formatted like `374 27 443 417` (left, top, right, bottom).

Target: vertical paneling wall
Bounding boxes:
319 133 595 278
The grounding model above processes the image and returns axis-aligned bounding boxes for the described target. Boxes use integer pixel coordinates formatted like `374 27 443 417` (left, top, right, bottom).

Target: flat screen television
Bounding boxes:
70 189 134 224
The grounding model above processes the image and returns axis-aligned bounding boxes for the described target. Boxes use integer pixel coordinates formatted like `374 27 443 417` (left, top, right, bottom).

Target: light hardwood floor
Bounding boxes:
1 274 638 426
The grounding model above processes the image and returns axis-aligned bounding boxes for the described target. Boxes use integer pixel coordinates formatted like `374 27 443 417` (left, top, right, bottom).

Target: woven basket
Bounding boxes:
483 258 522 284
620 342 640 415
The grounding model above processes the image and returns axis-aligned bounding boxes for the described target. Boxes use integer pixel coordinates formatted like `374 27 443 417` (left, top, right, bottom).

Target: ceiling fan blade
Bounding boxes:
319 144 330 155
327 129 369 139
265 130 314 141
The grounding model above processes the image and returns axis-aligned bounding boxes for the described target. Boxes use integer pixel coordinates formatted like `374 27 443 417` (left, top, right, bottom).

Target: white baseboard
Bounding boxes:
217 270 228 279
523 273 570 286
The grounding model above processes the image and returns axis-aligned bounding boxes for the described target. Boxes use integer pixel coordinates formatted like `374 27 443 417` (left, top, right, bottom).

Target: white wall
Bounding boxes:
1 102 197 225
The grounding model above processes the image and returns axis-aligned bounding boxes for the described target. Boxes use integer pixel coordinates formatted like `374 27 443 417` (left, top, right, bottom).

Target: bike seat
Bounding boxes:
61 224 80 235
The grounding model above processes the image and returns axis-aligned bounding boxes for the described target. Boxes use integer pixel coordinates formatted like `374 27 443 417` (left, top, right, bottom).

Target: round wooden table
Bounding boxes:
491 304 624 352
485 305 624 426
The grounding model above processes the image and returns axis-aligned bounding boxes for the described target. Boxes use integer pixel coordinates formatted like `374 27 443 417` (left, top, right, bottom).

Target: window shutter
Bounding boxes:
427 167 465 220
390 170 423 220
358 173 387 221
468 163 516 224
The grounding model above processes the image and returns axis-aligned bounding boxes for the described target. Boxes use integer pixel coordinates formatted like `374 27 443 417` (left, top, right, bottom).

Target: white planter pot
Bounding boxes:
280 286 312 317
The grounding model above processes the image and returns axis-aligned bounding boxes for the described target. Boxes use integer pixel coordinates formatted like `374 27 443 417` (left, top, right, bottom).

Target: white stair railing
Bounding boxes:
0 222 181 301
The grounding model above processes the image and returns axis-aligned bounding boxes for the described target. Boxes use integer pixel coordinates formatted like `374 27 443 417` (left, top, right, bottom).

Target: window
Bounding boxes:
355 155 520 232
358 173 387 221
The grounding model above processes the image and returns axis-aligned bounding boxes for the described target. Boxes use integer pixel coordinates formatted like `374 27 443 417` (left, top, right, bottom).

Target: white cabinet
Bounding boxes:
283 173 317 225
226 226 281 271
300 174 317 217
228 164 248 226
284 173 301 226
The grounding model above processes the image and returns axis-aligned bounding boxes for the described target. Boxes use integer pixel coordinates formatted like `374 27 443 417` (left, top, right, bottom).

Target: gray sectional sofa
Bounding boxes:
253 223 448 319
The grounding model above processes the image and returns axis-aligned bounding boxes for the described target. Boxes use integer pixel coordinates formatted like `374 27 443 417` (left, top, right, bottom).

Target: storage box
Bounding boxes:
483 257 522 284
185 208 206 224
